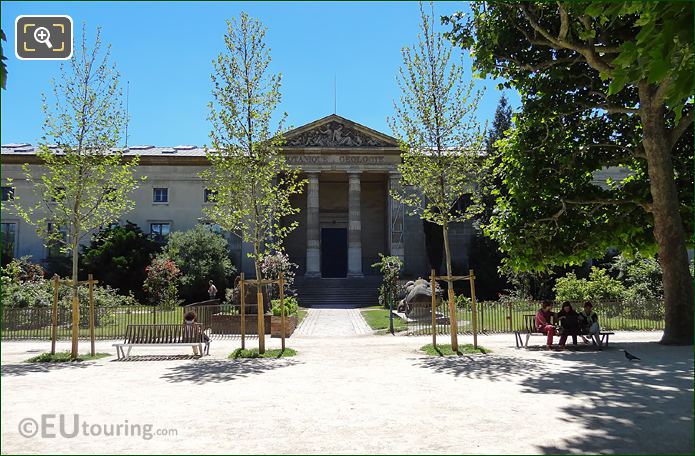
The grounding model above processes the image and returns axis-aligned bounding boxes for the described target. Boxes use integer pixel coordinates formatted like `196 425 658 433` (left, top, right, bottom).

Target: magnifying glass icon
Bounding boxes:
33 27 53 49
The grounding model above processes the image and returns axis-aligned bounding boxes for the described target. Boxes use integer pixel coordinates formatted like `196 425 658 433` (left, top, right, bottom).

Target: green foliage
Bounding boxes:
2 26 142 356
81 222 161 300
25 352 111 363
271 295 298 316
1 256 45 283
1 275 136 309
201 12 305 280
159 226 235 303
444 2 693 275
229 348 297 359
143 257 181 309
372 254 403 309
554 267 626 303
609 253 663 303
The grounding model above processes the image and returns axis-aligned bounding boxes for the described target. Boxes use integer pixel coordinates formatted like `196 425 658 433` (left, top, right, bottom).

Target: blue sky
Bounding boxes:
1 1 519 146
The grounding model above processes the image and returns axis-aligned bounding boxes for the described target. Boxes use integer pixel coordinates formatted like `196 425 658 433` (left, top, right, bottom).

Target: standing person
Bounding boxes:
557 302 580 349
535 301 556 350
579 301 602 350
208 280 218 300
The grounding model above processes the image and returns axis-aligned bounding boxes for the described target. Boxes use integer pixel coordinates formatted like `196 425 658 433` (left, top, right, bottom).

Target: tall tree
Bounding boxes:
446 2 694 344
5 26 140 357
470 95 513 299
389 2 487 350
201 13 304 352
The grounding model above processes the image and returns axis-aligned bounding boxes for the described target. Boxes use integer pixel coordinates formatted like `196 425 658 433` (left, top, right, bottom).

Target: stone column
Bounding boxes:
388 172 405 261
347 171 363 277
305 172 321 277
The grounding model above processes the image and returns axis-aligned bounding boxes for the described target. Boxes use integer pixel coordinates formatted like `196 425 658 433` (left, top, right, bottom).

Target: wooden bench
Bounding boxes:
113 324 209 360
514 314 614 348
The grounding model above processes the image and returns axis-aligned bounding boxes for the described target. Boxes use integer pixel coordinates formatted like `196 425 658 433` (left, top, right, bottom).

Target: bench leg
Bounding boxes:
525 333 531 348
126 346 132 359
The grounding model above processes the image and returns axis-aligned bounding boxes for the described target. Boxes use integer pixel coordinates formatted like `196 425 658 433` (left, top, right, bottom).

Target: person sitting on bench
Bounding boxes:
535 301 556 350
556 302 580 349
579 301 602 350
184 311 210 355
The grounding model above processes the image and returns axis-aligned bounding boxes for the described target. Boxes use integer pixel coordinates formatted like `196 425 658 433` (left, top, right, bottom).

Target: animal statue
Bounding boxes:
397 278 442 318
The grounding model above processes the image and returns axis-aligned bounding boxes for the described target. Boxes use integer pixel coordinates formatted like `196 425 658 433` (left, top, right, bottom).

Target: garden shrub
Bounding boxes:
271 296 298 316
143 257 181 309
160 226 235 303
260 252 298 300
372 254 403 309
81 221 161 301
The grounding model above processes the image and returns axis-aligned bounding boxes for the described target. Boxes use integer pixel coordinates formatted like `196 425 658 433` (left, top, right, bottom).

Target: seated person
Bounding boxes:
534 301 556 350
184 311 210 355
579 301 602 350
556 302 580 348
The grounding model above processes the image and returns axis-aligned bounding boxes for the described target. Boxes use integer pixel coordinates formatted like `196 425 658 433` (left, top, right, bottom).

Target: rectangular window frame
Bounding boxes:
1 222 18 259
153 187 169 204
1 186 15 202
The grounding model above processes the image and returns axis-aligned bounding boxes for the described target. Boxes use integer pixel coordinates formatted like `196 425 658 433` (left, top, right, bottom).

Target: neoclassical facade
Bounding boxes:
1 115 474 283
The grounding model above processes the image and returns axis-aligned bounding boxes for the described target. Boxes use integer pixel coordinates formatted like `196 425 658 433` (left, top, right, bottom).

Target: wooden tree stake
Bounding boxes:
51 275 59 355
430 269 437 348
240 273 246 350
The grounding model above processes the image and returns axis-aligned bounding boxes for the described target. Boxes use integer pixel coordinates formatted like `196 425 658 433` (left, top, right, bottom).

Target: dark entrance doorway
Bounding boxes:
321 228 347 278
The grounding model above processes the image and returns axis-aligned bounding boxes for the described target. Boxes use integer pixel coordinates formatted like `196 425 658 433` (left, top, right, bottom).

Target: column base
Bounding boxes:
347 272 364 278
304 271 321 278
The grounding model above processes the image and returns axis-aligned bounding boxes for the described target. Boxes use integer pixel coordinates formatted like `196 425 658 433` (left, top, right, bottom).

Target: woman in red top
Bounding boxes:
535 301 556 349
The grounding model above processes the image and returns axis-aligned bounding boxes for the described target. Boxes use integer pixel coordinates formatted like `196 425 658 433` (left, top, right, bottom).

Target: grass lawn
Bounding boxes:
420 343 490 356
25 352 111 363
297 309 308 325
229 348 297 359
361 308 407 332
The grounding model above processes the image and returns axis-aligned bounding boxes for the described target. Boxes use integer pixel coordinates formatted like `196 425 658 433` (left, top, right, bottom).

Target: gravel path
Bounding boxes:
1 329 692 454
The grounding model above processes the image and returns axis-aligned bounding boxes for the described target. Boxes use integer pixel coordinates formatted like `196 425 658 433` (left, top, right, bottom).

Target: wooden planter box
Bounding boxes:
270 315 297 338
210 314 271 335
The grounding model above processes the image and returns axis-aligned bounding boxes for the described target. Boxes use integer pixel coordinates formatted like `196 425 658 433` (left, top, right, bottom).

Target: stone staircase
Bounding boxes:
294 276 382 307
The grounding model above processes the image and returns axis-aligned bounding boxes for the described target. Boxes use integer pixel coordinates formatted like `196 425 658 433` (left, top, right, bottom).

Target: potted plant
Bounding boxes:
270 296 299 338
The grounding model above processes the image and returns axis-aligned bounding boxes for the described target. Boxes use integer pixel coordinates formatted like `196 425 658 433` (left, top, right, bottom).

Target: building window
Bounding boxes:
200 220 223 234
1 186 14 201
1 222 17 260
47 223 68 258
204 188 217 203
153 188 169 203
150 222 171 242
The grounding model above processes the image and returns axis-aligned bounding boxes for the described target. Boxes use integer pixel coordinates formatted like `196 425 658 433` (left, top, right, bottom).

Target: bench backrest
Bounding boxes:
523 314 538 333
123 324 204 344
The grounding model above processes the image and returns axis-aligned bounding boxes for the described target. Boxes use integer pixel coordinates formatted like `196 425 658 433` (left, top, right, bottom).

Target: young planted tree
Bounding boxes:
6 27 139 358
389 3 486 350
446 2 694 344
201 13 304 351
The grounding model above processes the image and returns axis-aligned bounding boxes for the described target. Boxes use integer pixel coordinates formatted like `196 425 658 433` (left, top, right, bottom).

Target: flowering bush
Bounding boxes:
1 256 45 283
143 257 181 309
260 252 298 300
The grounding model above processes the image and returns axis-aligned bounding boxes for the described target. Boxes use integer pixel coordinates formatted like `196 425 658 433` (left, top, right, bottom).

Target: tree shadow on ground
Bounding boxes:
160 358 301 384
1 362 92 377
414 342 694 454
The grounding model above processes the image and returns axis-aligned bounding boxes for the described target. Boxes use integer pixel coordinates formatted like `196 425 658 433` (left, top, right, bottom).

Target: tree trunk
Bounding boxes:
639 83 694 345
442 221 458 351
70 241 80 358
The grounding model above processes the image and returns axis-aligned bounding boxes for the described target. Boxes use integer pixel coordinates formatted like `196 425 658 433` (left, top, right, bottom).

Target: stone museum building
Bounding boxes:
1 115 474 304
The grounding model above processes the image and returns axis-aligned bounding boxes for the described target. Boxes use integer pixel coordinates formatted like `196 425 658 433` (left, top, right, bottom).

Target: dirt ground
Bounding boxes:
1 321 692 454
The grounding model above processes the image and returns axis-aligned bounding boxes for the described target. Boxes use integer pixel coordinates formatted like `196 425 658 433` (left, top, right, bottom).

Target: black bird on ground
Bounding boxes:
623 350 641 361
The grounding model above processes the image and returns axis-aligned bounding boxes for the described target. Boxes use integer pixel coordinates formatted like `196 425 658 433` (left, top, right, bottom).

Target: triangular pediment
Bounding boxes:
283 114 398 149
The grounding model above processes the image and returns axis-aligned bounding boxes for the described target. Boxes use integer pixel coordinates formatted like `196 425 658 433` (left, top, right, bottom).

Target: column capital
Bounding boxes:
347 170 362 178
307 172 320 182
